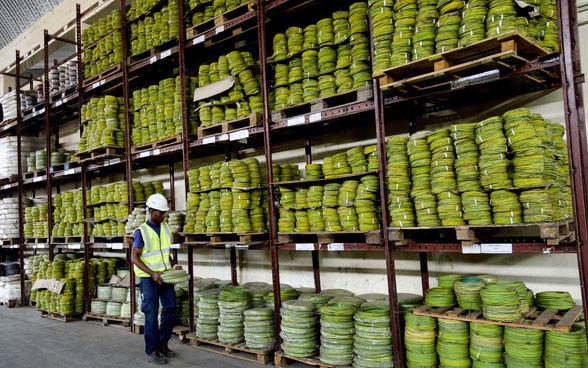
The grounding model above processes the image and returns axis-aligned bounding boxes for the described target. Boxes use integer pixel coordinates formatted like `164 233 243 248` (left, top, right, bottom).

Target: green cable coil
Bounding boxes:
486 0 517 38
535 291 576 310
404 312 437 368
454 276 485 310
519 188 554 223
280 300 319 358
490 190 523 224
319 302 357 366
286 26 304 56
480 283 522 322
353 301 394 368
470 323 504 364
437 190 465 226
459 4 488 47
303 24 318 49
438 274 463 290
437 318 471 367
545 325 588 368
436 12 462 53
504 326 544 368
413 191 441 227
425 287 455 307
462 191 492 225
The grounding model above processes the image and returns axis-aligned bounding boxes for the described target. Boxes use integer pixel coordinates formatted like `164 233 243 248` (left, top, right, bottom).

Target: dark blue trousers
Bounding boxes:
140 277 176 355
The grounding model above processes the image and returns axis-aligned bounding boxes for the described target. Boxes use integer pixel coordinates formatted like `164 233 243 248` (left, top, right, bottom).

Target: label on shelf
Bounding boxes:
55 100 62 107
295 243 315 251
481 243 512 254
171 243 180 249
192 35 205 45
33 176 43 182
327 243 344 251
202 136 216 145
287 116 305 127
309 112 322 123
109 158 120 165
139 151 150 158
11 244 19 249
218 133 229 141
229 129 249 141
37 244 46 249
462 244 482 254
215 25 225 34
111 243 124 250
149 56 158 64
153 149 161 156
64 168 76 175
160 50 171 59
68 243 82 249
92 82 100 89
235 244 249 250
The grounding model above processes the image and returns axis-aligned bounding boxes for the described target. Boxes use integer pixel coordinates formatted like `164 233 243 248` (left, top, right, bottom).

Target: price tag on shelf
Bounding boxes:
33 176 43 182
153 149 161 156
55 100 62 107
218 133 229 141
100 79 106 86
149 55 158 64
68 243 82 250
92 82 100 89
109 158 120 165
215 25 225 34
171 243 180 249
11 244 19 249
202 136 216 145
139 151 150 158
295 243 315 251
287 116 305 127
327 243 344 251
192 35 205 45
37 244 46 249
160 50 171 59
461 244 482 254
229 129 249 141
309 112 322 123
111 243 124 250
64 168 75 175
481 243 512 254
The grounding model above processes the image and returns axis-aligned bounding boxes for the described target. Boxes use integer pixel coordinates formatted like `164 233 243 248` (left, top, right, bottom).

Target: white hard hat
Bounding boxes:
146 193 169 211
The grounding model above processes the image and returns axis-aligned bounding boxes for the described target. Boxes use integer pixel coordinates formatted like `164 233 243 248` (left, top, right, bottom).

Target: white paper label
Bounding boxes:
153 149 161 156
33 177 43 182
327 243 344 251
309 112 322 123
100 80 106 86
109 158 120 165
218 133 229 141
295 243 315 251
68 243 81 249
481 243 513 254
11 244 19 249
37 244 46 249
216 25 225 34
111 243 124 250
64 168 76 175
92 82 100 89
139 151 150 158
229 129 249 141
192 35 205 45
462 244 482 254
287 116 305 127
235 244 249 250
225 244 235 249
55 100 62 107
202 136 216 145
160 50 171 59
171 243 180 249
149 55 158 64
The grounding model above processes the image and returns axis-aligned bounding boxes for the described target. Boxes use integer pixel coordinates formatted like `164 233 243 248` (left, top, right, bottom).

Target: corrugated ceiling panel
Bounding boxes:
0 0 64 49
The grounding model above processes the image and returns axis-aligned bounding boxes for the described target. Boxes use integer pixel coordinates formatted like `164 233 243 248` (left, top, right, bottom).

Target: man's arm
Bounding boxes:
131 245 164 284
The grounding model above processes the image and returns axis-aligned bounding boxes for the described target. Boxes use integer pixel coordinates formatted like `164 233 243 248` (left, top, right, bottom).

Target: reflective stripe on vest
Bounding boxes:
133 222 172 278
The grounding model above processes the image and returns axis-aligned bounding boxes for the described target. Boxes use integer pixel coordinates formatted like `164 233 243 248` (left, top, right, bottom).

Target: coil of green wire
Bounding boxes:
535 291 576 310
470 323 504 364
480 283 522 322
545 324 588 368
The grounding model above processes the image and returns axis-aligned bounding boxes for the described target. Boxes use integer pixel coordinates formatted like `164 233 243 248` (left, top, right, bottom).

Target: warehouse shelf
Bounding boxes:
278 242 383 252
393 242 577 254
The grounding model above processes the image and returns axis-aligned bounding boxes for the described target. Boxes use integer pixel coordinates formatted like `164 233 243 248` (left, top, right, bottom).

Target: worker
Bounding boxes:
131 193 179 365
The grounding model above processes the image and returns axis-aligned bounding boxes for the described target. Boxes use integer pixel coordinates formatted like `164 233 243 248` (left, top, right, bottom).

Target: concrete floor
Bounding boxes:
0 305 299 368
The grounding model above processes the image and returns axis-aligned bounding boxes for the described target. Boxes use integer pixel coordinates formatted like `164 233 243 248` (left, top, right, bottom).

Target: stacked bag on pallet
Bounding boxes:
270 2 372 110
52 189 84 237
79 95 126 152
0 135 43 180
387 108 572 227
81 10 123 79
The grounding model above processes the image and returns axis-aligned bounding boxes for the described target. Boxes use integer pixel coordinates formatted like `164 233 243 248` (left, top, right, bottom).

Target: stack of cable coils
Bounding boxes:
408 131 432 196
387 135 415 227
490 189 522 224
272 33 288 61
196 288 222 339
353 301 394 368
244 308 275 350
459 0 488 47
470 323 504 366
319 302 356 366
280 300 319 358
504 326 544 368
452 123 481 193
480 283 522 322
218 287 251 344
404 312 437 367
412 0 438 60
475 116 512 190
369 1 394 75
286 26 304 56
461 191 492 225
486 0 517 37
428 129 457 193
391 0 417 66
436 191 465 226
545 325 588 368
437 319 471 367
356 175 380 231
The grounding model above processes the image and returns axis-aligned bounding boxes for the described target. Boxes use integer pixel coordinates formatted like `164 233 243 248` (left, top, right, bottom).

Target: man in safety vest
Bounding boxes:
131 193 179 365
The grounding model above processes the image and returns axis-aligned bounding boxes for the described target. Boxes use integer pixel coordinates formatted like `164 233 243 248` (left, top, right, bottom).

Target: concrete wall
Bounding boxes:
1 0 588 301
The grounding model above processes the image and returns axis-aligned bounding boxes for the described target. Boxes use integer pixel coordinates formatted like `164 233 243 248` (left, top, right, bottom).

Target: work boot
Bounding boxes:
146 351 168 365
159 344 177 358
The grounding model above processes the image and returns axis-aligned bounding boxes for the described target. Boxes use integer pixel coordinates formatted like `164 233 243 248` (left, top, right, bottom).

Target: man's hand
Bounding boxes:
174 265 183 270
151 271 163 284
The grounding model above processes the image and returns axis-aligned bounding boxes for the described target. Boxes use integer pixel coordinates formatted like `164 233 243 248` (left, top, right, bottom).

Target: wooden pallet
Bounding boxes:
0 174 18 186
378 31 551 93
88 236 125 244
187 333 274 365
24 169 47 179
83 312 131 327
173 325 190 343
274 351 345 368
131 134 183 153
82 63 122 88
0 299 18 308
127 38 177 65
25 238 49 244
40 310 81 322
183 232 268 243
271 86 373 122
49 161 79 173
413 304 584 332
185 1 256 40
197 112 262 139
389 220 575 246
76 146 125 164
0 238 20 245
50 86 77 102
277 230 382 245
50 236 83 244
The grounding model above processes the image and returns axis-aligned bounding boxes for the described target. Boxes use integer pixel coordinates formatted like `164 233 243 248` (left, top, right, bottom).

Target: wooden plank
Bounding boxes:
532 309 558 327
555 305 584 331
187 333 274 365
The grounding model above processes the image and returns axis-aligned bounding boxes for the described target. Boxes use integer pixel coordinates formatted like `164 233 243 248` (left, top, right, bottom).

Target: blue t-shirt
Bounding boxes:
133 221 161 249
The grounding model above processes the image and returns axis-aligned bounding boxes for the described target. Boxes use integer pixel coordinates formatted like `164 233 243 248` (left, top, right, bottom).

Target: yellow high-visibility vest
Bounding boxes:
133 222 172 278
